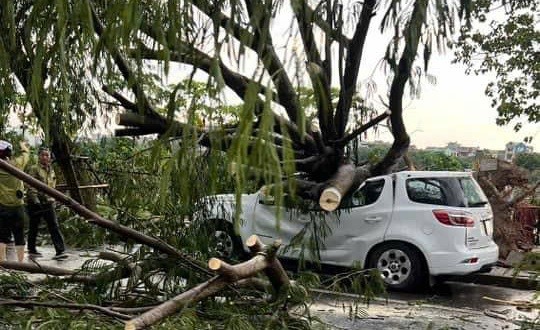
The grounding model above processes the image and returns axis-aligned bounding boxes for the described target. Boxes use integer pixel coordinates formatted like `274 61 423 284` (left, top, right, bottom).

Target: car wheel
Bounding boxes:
368 242 427 291
208 220 245 261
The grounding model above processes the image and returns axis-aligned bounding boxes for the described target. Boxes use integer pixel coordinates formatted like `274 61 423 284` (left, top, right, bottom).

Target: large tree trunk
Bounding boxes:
48 116 98 210
50 136 84 204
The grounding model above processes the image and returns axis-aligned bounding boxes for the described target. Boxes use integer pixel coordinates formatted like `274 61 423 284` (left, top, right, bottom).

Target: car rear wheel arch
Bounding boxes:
366 240 429 291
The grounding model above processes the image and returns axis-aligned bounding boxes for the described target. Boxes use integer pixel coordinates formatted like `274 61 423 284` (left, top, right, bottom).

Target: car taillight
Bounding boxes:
432 210 474 227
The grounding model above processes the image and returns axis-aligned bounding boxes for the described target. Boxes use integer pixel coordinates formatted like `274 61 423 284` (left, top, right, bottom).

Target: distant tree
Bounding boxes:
410 151 464 171
516 153 540 172
453 0 539 132
516 153 540 183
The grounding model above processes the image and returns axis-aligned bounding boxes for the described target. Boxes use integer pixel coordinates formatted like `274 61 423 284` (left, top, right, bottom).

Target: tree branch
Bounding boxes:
307 62 335 141
89 2 161 120
0 159 211 277
291 0 335 132
333 110 391 147
334 0 377 138
479 176 507 205
102 86 138 111
0 299 131 320
319 163 356 211
371 0 430 175
125 236 292 330
136 44 269 106
188 0 302 125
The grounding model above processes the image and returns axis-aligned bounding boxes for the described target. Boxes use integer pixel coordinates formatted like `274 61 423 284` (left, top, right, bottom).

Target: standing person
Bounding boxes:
0 140 30 262
26 147 67 260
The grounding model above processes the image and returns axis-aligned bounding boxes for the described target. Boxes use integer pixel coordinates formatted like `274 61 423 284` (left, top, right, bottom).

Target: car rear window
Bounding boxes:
406 177 488 207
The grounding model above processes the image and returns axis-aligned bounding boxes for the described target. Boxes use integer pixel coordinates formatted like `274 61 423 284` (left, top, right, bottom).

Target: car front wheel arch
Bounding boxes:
204 219 246 261
366 241 429 291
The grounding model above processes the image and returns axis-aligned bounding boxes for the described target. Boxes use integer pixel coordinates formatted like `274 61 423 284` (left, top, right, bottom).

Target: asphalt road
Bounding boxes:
308 282 538 330
7 246 539 329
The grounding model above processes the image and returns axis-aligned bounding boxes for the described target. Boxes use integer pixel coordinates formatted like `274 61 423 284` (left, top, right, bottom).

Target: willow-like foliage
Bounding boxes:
0 1 476 196
0 1 489 327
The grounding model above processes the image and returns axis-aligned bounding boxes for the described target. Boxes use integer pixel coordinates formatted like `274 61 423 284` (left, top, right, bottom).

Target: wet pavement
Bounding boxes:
5 245 539 329
389 281 536 311
309 282 538 330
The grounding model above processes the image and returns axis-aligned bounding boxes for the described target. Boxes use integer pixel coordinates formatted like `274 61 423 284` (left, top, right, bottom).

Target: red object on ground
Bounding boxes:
515 204 540 249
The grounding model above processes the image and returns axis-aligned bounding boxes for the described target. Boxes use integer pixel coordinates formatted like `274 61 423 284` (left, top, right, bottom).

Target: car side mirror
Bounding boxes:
259 196 275 205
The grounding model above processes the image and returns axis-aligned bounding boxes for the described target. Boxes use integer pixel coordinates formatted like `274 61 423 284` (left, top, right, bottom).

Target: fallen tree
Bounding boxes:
477 160 540 257
125 235 292 330
2 1 533 328
0 231 297 329
0 159 304 328
86 0 465 208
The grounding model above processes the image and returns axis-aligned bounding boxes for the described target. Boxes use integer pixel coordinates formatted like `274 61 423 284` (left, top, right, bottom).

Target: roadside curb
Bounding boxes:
448 268 539 290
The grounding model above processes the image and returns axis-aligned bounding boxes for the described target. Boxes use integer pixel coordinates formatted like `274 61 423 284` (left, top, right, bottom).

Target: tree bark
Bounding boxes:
125 235 291 329
0 299 131 320
246 235 290 292
319 163 356 211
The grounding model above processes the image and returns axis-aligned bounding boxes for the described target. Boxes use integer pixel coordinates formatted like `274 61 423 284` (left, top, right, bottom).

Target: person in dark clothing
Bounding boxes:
26 147 67 260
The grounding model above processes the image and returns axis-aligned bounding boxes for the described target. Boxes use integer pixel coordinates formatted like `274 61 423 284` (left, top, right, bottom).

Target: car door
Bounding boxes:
252 191 311 257
252 177 392 267
319 177 393 266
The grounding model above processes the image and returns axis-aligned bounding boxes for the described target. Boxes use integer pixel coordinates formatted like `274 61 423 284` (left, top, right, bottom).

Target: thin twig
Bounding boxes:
0 299 132 320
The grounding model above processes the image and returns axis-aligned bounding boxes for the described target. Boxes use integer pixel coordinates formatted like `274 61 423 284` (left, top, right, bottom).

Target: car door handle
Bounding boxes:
297 216 311 223
364 216 383 223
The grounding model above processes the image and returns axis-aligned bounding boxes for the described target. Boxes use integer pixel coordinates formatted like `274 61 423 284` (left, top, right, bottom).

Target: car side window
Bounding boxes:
406 179 446 205
343 179 385 208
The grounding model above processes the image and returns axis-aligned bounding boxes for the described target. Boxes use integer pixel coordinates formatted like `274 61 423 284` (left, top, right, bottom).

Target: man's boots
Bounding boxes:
0 243 6 262
15 245 25 262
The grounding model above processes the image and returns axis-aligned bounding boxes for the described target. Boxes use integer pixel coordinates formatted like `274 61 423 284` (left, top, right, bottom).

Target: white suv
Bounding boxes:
198 171 499 291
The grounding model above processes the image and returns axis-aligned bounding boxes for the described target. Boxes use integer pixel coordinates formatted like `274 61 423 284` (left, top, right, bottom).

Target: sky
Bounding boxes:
370 54 539 151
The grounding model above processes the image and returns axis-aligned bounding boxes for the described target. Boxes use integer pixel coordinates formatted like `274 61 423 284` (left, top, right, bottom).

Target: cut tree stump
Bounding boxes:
124 235 292 330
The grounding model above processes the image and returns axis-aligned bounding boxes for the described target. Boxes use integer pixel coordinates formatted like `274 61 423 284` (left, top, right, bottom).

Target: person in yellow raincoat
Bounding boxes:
0 140 29 262
26 147 67 260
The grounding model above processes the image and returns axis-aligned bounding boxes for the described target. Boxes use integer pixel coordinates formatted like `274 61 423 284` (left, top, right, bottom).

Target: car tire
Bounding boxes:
207 220 245 261
368 242 427 291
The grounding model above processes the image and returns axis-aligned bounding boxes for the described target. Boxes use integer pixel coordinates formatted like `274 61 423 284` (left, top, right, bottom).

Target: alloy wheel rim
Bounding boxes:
377 248 412 285
213 230 234 258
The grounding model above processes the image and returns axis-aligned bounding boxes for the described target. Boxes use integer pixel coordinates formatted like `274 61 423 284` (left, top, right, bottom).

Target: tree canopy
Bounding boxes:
453 0 539 132
0 0 483 209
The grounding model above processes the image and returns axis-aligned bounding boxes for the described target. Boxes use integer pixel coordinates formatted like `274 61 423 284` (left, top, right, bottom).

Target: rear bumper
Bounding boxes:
428 242 499 276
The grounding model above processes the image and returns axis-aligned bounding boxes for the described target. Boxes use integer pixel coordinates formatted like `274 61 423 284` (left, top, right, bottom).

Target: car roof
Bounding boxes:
364 171 473 182
393 170 473 178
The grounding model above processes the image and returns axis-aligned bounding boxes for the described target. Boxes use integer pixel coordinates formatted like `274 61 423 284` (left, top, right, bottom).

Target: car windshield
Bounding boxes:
406 176 488 207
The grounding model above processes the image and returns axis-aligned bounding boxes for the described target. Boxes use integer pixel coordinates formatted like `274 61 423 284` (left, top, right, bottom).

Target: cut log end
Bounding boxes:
246 235 259 248
246 235 265 254
124 321 135 330
319 187 342 211
208 258 222 271
272 239 282 248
